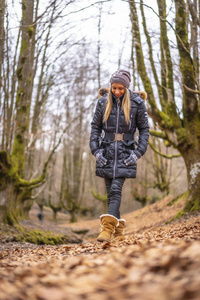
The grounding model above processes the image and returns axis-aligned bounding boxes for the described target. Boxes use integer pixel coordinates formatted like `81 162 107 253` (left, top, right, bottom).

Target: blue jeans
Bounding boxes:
104 177 125 219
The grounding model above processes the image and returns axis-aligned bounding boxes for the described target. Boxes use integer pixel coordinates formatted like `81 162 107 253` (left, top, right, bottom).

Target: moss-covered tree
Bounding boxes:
129 0 200 215
0 0 36 224
0 0 71 225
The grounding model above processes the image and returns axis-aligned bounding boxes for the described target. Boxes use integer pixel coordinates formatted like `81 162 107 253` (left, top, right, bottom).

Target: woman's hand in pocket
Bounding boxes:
95 149 107 167
124 150 138 166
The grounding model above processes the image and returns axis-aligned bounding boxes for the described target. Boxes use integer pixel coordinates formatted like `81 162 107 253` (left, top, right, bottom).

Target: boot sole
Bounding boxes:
97 237 110 242
113 237 125 241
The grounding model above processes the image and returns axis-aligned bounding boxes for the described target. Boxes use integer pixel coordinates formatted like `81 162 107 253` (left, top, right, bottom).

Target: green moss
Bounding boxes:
21 105 27 113
164 140 172 147
165 103 182 128
22 1 26 11
8 162 18 179
3 214 16 226
0 224 82 244
11 225 70 245
27 26 34 38
165 209 186 224
12 135 25 172
21 56 26 64
165 191 189 223
0 177 7 191
21 39 29 55
183 197 200 213
16 67 23 81
16 174 45 188
173 209 186 220
17 228 69 245
167 191 189 206
16 88 23 106
0 151 17 188
28 76 32 84
159 111 173 128
15 224 25 232
176 128 190 147
166 190 200 224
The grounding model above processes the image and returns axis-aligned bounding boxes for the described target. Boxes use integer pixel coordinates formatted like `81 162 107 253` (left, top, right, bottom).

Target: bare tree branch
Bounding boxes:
126 0 199 88
183 84 200 94
17 103 93 188
148 140 181 159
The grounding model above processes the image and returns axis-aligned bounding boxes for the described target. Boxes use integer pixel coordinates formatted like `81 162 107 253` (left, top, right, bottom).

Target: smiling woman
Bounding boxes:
90 69 149 242
111 83 125 98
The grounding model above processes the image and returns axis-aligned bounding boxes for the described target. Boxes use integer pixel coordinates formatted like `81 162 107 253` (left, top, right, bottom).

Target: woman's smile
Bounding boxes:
111 83 125 98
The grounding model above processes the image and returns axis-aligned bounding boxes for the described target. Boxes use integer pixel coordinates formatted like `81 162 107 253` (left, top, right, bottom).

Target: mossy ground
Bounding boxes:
0 224 79 245
165 191 191 224
167 191 189 206
17 227 69 245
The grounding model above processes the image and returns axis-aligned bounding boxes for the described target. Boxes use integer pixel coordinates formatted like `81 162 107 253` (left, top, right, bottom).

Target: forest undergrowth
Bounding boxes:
0 194 200 300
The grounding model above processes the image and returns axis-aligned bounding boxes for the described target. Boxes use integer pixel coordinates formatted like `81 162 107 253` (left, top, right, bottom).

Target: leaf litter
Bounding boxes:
0 195 200 300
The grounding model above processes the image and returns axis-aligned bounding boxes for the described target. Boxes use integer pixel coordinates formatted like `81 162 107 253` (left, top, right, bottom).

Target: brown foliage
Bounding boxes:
0 196 200 300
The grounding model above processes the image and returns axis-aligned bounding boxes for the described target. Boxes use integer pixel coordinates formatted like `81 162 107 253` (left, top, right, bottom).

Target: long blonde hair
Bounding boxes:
103 87 131 124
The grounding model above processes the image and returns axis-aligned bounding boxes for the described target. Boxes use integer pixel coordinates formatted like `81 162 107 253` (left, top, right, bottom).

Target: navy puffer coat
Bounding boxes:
90 89 149 178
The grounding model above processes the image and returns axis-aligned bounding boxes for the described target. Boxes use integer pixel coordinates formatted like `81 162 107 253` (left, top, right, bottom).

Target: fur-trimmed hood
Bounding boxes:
98 87 147 100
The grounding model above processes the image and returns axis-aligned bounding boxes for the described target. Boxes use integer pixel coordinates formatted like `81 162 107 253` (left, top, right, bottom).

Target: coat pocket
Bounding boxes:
104 143 114 160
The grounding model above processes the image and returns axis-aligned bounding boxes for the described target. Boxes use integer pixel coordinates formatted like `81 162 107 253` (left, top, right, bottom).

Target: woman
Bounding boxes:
90 69 149 242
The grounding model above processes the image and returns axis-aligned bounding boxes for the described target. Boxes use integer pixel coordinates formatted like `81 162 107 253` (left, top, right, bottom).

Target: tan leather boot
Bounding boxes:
113 219 126 241
97 214 119 242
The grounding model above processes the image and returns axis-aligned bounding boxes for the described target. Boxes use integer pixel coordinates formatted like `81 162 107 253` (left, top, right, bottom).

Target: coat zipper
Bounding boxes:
129 114 133 130
113 99 120 179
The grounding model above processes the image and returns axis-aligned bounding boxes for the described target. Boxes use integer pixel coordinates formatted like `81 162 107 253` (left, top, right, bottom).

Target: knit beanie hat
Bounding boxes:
110 69 131 88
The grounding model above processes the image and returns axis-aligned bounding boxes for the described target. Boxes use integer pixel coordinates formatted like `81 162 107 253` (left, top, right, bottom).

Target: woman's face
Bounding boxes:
111 83 125 98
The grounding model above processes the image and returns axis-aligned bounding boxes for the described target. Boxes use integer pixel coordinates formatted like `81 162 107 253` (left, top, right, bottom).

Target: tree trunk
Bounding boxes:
0 184 17 225
182 148 200 211
2 0 35 224
129 0 200 213
69 210 77 223
174 0 200 209
12 0 34 174
28 1 55 177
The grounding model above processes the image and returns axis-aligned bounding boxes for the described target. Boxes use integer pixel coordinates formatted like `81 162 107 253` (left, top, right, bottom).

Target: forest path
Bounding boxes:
1 195 200 300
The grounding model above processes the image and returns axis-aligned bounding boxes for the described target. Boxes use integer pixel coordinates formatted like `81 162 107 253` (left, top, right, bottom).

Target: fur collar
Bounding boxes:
98 87 147 100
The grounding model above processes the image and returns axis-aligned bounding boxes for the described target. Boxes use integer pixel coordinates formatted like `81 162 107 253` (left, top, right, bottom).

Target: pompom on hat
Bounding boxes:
110 69 131 88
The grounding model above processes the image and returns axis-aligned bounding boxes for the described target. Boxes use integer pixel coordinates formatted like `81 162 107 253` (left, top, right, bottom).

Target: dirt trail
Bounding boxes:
0 195 200 300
